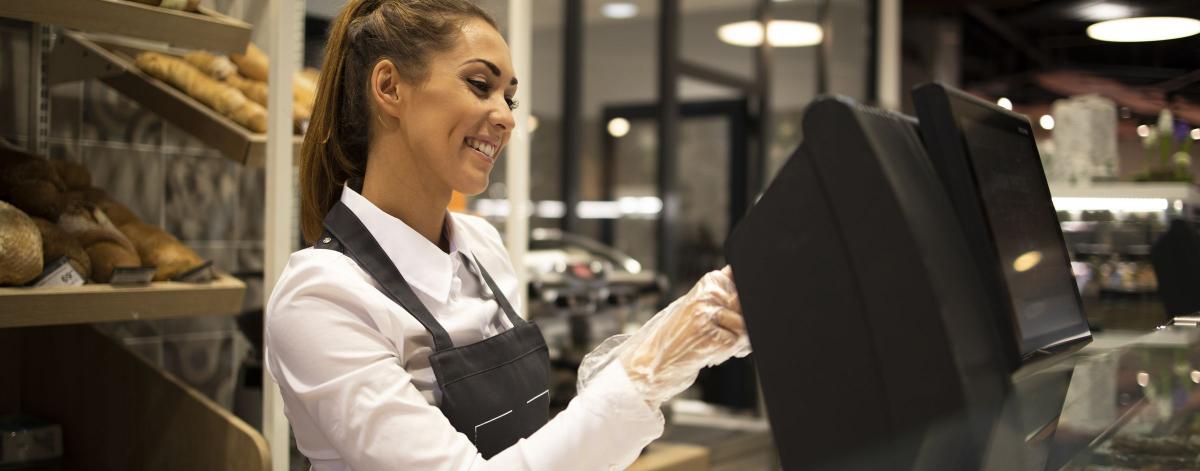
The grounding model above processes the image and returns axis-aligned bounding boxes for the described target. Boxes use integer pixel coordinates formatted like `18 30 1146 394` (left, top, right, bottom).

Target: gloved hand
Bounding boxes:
577 267 751 409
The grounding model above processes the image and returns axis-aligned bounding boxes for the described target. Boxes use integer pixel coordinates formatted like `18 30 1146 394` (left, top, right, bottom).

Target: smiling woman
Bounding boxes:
270 1 751 470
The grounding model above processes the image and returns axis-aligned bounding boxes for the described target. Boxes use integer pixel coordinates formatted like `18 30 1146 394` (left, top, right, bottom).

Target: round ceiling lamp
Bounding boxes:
717 20 823 48
1087 16 1200 42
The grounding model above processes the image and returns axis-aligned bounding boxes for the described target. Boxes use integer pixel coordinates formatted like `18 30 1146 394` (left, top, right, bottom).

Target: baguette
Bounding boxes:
137 52 246 115
230 43 269 82
0 200 42 285
183 50 237 80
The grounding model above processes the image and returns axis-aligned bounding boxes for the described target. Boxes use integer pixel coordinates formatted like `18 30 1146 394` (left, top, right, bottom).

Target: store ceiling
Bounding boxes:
944 0 1200 109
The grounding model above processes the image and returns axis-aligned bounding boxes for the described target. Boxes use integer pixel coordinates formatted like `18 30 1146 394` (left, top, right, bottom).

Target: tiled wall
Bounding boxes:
0 20 264 413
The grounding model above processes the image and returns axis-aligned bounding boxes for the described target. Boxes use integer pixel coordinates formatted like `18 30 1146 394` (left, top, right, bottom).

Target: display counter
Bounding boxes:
1051 326 1200 469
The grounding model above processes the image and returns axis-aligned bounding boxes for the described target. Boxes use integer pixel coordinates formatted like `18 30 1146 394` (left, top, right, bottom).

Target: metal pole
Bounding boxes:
877 0 902 110
506 0 533 314
28 23 49 156
753 0 772 201
263 0 299 469
560 0 583 233
658 0 680 296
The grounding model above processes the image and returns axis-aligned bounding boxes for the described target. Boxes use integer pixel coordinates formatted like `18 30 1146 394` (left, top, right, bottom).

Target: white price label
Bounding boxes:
34 258 85 287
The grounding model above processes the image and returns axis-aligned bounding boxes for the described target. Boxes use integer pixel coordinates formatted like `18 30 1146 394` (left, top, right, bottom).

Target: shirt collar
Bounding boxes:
338 183 471 303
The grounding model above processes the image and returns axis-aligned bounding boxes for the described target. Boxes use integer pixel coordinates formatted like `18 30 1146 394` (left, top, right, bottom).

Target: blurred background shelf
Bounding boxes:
0 274 246 329
1049 182 1199 201
0 0 252 54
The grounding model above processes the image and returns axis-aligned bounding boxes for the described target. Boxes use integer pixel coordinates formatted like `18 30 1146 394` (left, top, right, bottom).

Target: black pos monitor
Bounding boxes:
726 89 1090 470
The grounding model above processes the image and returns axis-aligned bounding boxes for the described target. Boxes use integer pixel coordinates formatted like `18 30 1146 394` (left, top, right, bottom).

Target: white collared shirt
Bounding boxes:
266 185 664 471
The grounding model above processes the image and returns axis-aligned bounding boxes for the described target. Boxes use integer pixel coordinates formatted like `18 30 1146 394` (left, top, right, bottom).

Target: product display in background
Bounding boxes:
0 148 213 286
1050 94 1118 183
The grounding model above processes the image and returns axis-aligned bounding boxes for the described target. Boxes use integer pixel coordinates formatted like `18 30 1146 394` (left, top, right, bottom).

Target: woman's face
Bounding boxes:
385 18 517 197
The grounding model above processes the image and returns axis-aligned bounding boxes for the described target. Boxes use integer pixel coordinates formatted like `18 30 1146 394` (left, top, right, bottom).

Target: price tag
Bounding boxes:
173 260 215 283
33 257 85 287
110 267 157 285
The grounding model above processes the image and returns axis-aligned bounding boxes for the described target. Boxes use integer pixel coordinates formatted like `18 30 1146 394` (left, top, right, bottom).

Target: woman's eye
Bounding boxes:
468 79 490 94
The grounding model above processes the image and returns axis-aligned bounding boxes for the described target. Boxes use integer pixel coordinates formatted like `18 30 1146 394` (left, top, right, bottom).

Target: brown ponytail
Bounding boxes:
300 0 497 244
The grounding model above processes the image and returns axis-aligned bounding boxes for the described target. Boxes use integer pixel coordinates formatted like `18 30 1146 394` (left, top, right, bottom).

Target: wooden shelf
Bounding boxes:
0 0 251 54
0 274 246 329
50 31 301 166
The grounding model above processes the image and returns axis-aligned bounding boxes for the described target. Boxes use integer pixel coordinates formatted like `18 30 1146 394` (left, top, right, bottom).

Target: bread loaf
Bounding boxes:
49 159 92 191
87 241 142 283
33 217 91 277
0 150 67 220
230 43 269 82
0 200 43 285
58 202 141 282
183 50 237 80
118 222 204 281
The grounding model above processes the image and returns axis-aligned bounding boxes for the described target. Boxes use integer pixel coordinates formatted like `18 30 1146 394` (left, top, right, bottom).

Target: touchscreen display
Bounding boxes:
953 100 1088 355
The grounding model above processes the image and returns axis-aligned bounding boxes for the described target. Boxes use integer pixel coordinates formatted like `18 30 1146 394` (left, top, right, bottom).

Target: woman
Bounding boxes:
266 1 751 469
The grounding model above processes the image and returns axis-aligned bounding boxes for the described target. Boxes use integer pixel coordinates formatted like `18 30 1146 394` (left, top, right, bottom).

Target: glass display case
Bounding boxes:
1052 327 1200 470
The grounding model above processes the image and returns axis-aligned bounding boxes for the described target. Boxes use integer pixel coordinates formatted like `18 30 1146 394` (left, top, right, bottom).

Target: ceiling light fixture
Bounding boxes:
607 117 631 138
717 20 823 48
996 97 1013 110
1087 16 1200 42
601 2 638 19
1191 128 1200 140
1079 3 1133 21
1039 114 1055 130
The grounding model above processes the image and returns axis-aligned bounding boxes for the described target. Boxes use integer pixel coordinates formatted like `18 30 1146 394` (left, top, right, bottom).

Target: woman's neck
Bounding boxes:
361 145 453 253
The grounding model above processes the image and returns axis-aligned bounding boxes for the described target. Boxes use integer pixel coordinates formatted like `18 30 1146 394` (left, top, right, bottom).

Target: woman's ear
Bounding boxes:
370 59 406 118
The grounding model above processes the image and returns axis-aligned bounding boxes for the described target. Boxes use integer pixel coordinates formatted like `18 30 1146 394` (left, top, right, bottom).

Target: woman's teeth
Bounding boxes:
466 138 496 157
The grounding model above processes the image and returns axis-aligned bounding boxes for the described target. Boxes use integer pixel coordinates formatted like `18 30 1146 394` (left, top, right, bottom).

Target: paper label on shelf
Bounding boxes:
110 267 157 285
173 260 215 283
33 257 85 288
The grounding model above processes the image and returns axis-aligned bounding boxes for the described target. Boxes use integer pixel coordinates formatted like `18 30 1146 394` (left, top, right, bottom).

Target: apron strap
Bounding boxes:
465 253 527 328
322 201 455 352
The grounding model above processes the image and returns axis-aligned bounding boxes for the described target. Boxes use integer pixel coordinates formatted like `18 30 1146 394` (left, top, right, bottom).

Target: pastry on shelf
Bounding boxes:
0 200 43 285
32 217 91 277
229 42 269 82
123 0 201 13
117 221 204 281
57 201 141 283
70 188 140 227
0 148 68 220
228 42 318 129
135 51 267 133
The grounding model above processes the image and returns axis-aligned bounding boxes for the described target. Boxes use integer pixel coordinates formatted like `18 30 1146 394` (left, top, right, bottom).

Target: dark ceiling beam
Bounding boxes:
964 5 1053 68
1157 69 1200 93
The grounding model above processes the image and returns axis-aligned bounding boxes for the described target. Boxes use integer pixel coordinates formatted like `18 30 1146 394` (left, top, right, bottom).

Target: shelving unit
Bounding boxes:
50 31 302 166
0 0 252 54
0 274 246 329
0 2 271 468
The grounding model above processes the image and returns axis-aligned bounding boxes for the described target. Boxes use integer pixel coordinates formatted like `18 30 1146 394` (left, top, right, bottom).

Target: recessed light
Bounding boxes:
601 2 638 19
1039 114 1055 130
1087 16 1200 42
1079 3 1133 21
1191 128 1200 140
607 117 631 138
1137 124 1150 137
717 20 823 48
996 97 1013 110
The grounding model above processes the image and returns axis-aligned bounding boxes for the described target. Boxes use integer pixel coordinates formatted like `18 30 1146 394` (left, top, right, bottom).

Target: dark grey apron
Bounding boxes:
314 193 550 459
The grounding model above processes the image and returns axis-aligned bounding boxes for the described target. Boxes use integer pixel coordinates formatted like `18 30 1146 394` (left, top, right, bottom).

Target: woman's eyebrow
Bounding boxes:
462 58 519 86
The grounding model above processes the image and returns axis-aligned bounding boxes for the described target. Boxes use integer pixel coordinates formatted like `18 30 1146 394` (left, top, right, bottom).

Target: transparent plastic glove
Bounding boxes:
577 267 751 409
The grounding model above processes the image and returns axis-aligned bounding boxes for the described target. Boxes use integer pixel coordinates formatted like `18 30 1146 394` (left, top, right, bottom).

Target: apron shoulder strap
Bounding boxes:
320 202 455 352
467 253 527 327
